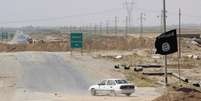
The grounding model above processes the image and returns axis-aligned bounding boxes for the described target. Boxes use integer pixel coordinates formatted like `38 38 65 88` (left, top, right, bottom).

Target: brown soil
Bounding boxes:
153 88 201 101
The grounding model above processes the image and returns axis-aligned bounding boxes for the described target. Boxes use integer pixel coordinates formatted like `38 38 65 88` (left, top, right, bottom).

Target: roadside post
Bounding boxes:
70 32 83 56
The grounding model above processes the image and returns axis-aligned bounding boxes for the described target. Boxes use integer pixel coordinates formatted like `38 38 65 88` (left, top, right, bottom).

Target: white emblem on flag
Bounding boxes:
162 42 170 52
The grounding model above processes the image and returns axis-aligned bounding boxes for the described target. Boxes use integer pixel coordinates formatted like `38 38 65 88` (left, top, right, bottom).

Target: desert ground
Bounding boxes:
0 52 160 101
0 33 201 101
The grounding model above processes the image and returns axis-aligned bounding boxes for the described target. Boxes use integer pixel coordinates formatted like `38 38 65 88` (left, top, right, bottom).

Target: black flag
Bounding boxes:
155 29 178 55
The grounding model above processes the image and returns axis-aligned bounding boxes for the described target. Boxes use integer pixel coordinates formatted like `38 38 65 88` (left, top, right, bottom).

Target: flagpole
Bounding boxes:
163 0 168 86
178 8 181 85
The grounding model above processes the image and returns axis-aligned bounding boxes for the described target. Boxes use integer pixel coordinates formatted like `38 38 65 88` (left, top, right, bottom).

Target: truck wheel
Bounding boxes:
91 89 96 96
111 90 117 96
125 93 132 96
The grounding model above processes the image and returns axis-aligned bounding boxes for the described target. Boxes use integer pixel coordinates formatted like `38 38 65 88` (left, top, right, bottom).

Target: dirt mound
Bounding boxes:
153 88 201 101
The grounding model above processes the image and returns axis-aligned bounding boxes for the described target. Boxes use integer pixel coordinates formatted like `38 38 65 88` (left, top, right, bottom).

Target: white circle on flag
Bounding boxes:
162 42 170 52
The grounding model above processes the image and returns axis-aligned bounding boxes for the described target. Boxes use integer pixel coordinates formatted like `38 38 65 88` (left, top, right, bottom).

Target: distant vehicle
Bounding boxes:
88 79 135 96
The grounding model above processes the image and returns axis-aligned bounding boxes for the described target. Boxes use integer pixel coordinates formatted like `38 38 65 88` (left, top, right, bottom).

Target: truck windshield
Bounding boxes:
115 80 128 84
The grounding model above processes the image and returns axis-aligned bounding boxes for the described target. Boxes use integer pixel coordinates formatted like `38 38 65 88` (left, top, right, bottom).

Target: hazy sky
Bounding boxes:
0 0 201 27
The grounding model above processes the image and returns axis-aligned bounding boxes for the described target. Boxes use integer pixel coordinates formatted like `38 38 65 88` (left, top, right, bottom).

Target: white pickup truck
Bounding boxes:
88 79 135 96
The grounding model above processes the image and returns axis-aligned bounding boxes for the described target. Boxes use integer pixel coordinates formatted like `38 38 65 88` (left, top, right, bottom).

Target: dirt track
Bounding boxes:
0 52 160 101
13 91 158 101
12 87 159 101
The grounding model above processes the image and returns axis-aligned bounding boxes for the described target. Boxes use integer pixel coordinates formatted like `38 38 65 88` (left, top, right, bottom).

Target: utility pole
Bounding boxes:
69 26 72 33
140 13 146 36
163 0 168 86
88 25 91 33
94 24 98 54
82 25 85 32
79 26 82 32
161 11 164 32
160 11 164 32
94 24 97 34
125 16 128 37
106 20 109 34
66 26 69 33
178 8 182 85
157 11 163 33
99 22 102 34
115 16 118 34
178 8 181 58
124 0 135 34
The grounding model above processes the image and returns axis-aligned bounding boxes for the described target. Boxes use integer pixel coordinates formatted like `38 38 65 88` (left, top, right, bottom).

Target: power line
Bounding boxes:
140 13 146 35
136 7 201 20
124 0 135 33
135 7 160 14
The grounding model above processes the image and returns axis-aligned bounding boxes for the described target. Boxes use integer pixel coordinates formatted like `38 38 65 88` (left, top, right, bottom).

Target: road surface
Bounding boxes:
0 52 159 101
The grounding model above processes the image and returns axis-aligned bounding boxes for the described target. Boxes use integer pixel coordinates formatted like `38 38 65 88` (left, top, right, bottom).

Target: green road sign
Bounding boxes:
71 33 83 48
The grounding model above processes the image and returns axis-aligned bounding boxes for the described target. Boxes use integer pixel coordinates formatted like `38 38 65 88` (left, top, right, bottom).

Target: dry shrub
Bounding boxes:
0 35 155 52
